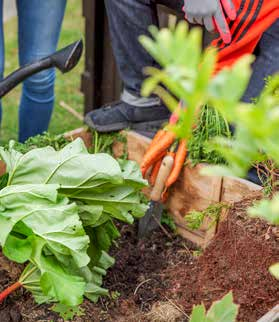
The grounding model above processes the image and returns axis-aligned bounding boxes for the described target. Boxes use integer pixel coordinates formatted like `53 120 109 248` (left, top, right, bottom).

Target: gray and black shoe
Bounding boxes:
84 101 170 134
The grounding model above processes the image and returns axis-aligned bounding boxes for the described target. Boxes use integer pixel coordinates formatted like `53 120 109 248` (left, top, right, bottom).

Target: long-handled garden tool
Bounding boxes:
138 134 187 238
0 39 83 98
138 152 175 238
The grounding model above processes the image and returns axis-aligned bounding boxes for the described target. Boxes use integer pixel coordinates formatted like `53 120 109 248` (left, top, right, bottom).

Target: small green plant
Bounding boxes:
190 291 239 322
51 303 85 320
186 203 227 230
192 249 203 257
110 290 121 300
8 131 69 153
91 130 127 158
161 211 177 232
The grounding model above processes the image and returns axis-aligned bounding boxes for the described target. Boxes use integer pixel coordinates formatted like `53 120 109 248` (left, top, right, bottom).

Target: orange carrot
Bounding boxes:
149 157 164 186
141 150 166 178
165 139 187 188
146 129 166 152
141 131 176 172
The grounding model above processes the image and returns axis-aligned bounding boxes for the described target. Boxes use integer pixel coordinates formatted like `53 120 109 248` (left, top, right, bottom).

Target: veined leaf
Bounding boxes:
207 292 238 322
1 138 123 188
0 184 90 267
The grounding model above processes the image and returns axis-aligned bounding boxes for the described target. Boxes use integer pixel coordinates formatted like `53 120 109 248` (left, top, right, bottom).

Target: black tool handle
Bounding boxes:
0 57 53 99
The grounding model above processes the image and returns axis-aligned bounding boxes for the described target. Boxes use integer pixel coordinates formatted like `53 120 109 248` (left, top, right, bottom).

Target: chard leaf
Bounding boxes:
78 205 104 227
40 256 86 306
0 184 90 267
2 138 123 188
118 159 148 188
3 234 32 263
20 263 53 304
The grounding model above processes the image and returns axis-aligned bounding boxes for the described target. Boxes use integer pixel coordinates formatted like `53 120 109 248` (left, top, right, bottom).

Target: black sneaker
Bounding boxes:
84 101 170 133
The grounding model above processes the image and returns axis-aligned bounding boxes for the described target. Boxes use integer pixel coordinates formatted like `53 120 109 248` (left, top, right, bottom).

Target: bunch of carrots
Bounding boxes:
141 128 187 202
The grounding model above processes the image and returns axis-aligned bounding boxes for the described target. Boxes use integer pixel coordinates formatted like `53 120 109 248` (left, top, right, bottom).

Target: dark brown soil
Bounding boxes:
0 195 278 322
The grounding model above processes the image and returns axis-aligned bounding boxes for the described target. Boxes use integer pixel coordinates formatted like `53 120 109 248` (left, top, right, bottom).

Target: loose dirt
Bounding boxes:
0 195 278 322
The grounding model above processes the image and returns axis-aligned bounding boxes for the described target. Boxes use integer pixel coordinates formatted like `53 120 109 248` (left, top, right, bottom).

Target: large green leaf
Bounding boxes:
40 256 86 306
0 184 90 267
0 137 148 308
1 138 123 188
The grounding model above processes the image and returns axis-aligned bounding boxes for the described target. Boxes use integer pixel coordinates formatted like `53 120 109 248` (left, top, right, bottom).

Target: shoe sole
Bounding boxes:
84 114 169 133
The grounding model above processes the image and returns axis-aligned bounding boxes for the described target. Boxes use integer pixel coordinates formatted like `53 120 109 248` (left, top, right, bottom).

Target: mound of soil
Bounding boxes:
166 196 279 321
0 195 278 322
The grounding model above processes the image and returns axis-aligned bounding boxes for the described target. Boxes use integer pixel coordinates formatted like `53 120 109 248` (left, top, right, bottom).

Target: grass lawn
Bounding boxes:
0 0 84 144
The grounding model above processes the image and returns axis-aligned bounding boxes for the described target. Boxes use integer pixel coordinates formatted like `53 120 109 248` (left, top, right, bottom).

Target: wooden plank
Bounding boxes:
203 177 223 248
221 176 262 204
113 131 151 164
114 131 223 247
257 305 279 322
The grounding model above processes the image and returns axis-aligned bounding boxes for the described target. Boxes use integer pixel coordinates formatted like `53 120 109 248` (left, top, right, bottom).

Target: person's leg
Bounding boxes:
0 0 4 124
242 19 279 103
241 19 279 185
85 0 183 134
17 0 66 142
105 0 183 96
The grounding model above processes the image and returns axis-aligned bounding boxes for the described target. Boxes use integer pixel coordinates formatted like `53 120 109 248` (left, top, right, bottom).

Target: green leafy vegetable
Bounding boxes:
0 138 147 310
190 292 239 322
8 131 68 154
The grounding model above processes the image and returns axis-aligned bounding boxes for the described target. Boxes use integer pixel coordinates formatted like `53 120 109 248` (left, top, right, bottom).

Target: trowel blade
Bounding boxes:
138 201 163 238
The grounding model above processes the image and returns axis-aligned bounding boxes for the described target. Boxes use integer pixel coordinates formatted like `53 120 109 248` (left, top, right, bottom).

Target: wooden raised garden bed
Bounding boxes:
0 128 277 322
65 128 262 248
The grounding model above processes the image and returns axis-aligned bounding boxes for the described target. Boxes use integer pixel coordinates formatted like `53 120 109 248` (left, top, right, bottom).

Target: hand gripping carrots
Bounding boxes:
141 130 176 177
141 132 187 202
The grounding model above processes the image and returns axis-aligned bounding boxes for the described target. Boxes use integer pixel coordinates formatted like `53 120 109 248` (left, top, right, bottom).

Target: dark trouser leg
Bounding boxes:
243 19 279 185
242 19 279 103
104 0 183 97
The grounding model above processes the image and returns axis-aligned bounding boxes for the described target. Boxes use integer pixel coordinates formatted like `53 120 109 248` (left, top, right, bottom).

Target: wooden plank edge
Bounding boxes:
257 305 279 322
203 176 224 248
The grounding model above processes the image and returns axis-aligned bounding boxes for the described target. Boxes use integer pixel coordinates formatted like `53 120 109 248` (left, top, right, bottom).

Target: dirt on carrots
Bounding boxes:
0 194 278 322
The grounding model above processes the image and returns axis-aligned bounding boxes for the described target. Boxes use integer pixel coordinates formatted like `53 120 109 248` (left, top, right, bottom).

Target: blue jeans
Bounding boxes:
105 0 279 102
0 0 66 142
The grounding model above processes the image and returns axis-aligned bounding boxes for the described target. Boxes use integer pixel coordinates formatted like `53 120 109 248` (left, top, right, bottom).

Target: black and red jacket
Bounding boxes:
212 0 279 71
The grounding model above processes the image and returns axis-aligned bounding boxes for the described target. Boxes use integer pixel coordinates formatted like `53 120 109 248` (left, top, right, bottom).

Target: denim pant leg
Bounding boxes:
17 0 66 142
105 0 183 97
242 19 279 103
0 0 5 124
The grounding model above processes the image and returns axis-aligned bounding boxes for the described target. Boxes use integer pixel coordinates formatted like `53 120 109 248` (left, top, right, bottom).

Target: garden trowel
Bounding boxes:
138 154 174 238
